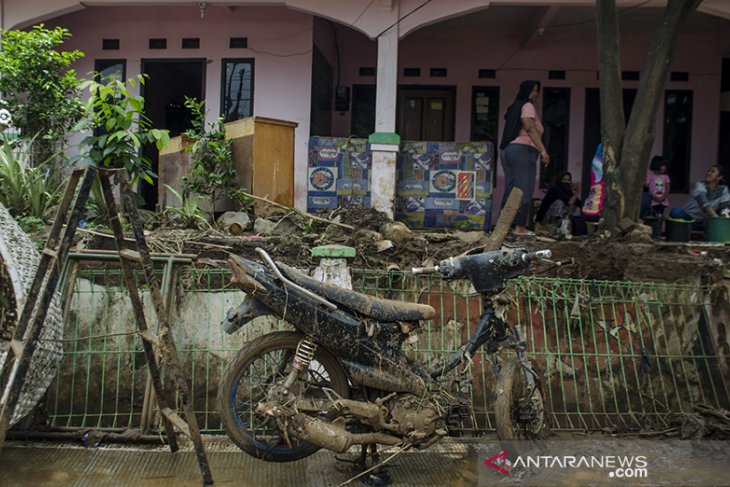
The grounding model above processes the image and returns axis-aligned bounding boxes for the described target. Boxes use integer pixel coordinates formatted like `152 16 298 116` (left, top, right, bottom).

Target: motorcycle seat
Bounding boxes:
277 262 436 322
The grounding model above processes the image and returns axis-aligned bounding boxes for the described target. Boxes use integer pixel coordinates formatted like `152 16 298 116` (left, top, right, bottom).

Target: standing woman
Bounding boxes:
498 80 550 235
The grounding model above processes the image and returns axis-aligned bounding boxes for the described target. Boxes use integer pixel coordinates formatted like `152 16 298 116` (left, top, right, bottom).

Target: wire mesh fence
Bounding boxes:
45 262 728 437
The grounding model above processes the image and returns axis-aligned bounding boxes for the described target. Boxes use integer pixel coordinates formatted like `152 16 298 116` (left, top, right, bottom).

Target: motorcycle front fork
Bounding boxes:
430 302 526 379
484 318 540 392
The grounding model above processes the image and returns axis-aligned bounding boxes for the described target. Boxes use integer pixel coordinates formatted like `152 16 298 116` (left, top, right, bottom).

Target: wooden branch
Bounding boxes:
76 226 136 243
187 240 234 250
483 187 523 251
241 191 355 231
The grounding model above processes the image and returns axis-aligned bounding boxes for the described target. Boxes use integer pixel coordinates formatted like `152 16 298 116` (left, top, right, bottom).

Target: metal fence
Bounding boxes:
45 263 728 436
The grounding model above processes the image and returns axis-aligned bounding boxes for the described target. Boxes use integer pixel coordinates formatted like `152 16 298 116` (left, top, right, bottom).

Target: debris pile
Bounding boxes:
118 206 728 286
679 404 730 439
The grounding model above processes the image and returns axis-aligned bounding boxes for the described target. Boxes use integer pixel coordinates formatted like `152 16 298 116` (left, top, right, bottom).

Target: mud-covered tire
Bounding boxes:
494 358 546 441
217 331 349 462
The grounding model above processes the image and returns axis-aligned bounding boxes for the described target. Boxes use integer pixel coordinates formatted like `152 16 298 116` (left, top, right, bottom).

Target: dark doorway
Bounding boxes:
310 46 333 137
470 86 500 143
582 88 636 199
720 111 730 169
663 90 693 193
397 86 455 141
541 87 570 189
720 59 730 170
351 84 376 138
140 59 205 209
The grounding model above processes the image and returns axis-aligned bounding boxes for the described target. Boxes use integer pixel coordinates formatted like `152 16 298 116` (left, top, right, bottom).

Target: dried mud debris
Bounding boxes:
679 404 730 439
78 207 729 284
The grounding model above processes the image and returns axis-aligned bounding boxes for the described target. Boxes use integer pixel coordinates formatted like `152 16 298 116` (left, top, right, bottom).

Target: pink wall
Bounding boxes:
48 5 315 209
331 24 725 217
41 4 727 221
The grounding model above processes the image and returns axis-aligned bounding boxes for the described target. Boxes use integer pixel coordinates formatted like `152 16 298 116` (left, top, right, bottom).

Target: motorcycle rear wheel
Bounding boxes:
493 357 545 441
218 331 349 462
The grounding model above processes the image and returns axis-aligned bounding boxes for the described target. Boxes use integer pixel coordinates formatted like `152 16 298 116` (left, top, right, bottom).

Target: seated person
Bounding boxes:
535 171 588 235
670 165 730 225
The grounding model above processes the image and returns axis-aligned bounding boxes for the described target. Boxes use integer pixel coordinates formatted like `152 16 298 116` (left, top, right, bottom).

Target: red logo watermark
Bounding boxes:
484 450 649 479
484 450 510 475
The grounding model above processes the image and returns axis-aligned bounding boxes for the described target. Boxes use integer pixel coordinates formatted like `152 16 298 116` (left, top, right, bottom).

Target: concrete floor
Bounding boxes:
0 437 480 487
5 434 726 486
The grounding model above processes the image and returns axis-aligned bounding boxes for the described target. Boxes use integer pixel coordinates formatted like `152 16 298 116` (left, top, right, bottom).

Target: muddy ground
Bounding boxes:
109 207 730 285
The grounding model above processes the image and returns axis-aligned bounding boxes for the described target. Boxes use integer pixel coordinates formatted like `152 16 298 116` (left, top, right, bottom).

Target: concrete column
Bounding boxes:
375 26 398 133
371 14 400 218
369 133 400 219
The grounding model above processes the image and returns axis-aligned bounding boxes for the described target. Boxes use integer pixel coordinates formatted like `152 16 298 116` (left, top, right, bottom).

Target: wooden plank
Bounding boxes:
8 340 23 358
160 407 191 437
118 249 143 262
138 330 159 347
41 248 58 259
484 187 523 251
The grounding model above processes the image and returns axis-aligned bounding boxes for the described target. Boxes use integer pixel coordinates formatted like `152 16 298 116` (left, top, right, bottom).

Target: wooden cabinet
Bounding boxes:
158 116 297 215
226 116 298 215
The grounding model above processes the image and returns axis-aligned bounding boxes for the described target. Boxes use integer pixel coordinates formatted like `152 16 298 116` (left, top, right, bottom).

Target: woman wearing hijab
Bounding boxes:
498 80 550 236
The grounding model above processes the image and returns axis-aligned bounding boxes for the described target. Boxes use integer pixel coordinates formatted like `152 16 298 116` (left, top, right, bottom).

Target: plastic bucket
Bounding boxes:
705 217 730 243
665 217 692 242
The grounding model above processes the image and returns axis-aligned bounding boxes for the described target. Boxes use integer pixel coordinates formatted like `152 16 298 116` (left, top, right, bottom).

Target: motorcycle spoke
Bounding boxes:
230 347 312 448
219 332 349 461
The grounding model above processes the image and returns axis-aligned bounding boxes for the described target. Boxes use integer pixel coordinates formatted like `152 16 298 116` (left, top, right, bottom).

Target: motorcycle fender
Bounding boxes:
228 255 268 293
221 294 272 334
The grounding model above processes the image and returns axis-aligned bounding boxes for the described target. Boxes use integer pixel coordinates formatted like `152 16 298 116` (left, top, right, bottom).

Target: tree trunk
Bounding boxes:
595 0 625 229
596 0 702 227
620 0 702 220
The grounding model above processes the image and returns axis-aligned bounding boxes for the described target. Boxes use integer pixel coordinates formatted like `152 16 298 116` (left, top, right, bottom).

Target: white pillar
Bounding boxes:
375 27 398 132
371 16 400 219
369 138 399 219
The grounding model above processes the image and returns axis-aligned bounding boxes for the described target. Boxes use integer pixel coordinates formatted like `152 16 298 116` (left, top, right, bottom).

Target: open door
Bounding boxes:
140 58 205 209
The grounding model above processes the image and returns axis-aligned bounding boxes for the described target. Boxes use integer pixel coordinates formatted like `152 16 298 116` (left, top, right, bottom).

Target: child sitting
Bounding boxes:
641 156 671 222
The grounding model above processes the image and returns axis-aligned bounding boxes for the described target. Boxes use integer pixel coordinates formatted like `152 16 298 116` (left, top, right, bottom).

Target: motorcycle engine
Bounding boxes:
388 394 444 441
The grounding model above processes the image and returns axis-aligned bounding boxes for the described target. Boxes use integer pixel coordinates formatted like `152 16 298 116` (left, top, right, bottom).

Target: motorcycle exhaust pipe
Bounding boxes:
289 413 402 453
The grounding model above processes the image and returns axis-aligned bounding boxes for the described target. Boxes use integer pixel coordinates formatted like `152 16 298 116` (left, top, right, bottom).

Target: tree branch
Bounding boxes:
241 191 355 231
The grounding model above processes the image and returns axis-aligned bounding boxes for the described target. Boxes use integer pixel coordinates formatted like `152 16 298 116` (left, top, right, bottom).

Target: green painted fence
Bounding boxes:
45 263 728 436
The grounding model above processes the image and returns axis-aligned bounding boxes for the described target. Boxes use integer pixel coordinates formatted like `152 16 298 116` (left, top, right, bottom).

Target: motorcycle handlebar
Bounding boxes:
411 265 439 274
521 249 552 262
412 249 554 275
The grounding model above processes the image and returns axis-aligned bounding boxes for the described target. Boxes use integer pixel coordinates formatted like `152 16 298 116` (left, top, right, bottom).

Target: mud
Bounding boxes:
158 231 728 289
76 206 730 286
3 435 729 487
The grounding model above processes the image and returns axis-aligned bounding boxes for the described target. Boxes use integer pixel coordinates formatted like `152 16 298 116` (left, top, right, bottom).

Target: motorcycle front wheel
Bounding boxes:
217 331 349 462
493 357 546 441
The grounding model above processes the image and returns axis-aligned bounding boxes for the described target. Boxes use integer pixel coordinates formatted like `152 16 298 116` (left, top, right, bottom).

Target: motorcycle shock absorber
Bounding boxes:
283 337 318 389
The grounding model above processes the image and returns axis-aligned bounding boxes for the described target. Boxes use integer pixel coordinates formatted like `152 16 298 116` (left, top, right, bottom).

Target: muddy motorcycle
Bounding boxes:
217 246 550 481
